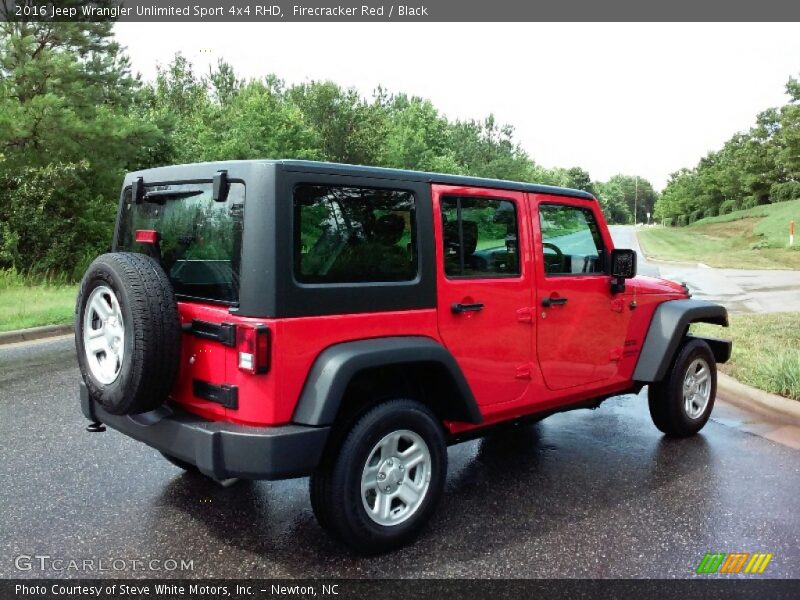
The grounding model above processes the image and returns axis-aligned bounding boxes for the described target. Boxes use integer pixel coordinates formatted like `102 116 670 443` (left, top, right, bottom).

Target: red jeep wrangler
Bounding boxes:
77 160 731 553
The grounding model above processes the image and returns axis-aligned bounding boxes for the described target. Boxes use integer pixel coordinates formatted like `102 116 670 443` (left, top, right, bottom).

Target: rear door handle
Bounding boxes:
541 296 568 307
451 302 484 314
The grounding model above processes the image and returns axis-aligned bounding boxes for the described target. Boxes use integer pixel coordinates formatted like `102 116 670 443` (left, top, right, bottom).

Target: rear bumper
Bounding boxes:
80 383 330 480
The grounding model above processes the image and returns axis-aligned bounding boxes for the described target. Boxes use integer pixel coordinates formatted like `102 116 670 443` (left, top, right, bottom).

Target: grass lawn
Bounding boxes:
0 282 77 333
693 313 800 401
638 199 800 269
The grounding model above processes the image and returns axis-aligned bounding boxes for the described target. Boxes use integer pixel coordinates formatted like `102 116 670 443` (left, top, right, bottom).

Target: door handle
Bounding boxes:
541 296 568 307
451 302 484 314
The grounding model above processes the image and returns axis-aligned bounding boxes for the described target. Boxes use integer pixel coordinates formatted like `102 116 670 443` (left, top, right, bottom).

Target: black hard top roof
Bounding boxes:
127 159 595 201
276 160 596 200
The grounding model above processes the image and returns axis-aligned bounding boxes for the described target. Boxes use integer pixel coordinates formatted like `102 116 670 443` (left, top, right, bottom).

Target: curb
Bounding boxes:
717 372 800 427
0 323 74 346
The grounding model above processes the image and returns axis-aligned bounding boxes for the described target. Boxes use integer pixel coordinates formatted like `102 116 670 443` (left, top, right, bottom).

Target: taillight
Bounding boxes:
237 325 270 374
135 229 159 245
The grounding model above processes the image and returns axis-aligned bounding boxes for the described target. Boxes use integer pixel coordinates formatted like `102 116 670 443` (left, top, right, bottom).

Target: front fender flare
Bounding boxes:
292 336 482 426
633 299 729 383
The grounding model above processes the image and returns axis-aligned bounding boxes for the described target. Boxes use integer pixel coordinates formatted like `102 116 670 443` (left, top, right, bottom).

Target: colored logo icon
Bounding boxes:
696 552 773 574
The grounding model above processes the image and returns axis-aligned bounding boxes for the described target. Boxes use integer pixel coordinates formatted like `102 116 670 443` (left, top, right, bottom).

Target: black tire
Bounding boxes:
75 252 181 415
309 399 447 554
648 338 717 437
160 452 199 473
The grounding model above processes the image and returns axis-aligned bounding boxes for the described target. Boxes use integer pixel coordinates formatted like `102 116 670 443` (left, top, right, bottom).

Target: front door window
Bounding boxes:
539 204 605 275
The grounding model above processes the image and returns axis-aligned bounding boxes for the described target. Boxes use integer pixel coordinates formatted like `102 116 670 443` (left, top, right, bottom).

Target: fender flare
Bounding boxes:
292 336 482 426
633 299 730 383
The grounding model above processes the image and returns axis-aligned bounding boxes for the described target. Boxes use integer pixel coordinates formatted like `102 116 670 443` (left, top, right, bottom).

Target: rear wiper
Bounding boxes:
141 190 203 204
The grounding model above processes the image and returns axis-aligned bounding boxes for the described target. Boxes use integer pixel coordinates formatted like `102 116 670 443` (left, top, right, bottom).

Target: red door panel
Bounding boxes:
530 194 631 391
433 185 533 407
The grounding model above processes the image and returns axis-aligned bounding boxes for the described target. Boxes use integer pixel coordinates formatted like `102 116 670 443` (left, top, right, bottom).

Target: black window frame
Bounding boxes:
274 168 435 318
440 195 522 280
538 202 607 278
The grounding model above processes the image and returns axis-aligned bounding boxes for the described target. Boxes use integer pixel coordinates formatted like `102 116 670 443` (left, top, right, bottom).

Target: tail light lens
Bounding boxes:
237 325 270 374
135 229 159 245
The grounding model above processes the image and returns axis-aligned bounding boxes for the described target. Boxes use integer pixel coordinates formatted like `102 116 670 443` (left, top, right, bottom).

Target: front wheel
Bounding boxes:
309 399 447 554
648 338 717 437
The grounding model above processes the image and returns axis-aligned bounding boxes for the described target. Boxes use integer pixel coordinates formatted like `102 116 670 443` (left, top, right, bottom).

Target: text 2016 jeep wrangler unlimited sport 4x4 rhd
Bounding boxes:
77 160 731 553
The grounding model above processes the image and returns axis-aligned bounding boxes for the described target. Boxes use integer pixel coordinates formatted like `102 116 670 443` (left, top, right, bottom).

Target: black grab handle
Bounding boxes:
451 302 484 314
541 296 568 307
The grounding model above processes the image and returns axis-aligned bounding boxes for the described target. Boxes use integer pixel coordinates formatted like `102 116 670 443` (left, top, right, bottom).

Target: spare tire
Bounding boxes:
75 252 181 415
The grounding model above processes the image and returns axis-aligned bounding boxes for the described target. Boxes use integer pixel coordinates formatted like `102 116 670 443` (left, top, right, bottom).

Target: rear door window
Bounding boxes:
440 196 520 277
294 184 418 284
116 182 244 303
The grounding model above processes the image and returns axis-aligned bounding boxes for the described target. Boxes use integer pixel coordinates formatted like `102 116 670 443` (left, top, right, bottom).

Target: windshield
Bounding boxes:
116 181 244 303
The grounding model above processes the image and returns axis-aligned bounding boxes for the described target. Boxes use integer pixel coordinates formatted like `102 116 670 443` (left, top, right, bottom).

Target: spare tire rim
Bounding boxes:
361 429 432 527
83 286 125 385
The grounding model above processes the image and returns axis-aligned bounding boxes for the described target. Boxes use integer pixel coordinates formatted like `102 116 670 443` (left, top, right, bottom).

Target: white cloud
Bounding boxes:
115 22 800 190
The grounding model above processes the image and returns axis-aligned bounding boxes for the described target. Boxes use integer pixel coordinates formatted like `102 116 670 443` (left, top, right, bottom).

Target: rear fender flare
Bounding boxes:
292 336 482 426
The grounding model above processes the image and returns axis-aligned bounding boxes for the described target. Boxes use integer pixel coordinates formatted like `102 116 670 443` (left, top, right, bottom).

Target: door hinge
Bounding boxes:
193 379 238 409
184 319 237 347
515 364 533 379
516 307 533 323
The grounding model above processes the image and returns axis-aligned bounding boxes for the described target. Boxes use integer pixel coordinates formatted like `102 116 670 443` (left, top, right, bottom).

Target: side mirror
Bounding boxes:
610 249 637 294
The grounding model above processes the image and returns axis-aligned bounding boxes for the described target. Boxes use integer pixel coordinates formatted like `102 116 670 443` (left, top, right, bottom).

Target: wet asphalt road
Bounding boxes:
1 337 799 579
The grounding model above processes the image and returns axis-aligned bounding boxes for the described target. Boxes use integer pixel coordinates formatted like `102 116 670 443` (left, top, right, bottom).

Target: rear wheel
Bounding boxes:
309 399 447 554
648 338 716 437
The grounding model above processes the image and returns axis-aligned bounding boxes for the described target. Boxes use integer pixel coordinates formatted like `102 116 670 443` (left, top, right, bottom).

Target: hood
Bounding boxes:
631 276 689 296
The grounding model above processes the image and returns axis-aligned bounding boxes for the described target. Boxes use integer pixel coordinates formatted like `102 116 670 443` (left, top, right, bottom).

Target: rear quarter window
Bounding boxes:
293 183 418 284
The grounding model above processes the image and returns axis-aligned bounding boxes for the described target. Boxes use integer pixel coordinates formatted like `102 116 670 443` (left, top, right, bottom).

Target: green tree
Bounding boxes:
0 7 164 272
595 180 632 224
654 73 800 223
0 161 113 277
379 94 459 172
287 80 386 165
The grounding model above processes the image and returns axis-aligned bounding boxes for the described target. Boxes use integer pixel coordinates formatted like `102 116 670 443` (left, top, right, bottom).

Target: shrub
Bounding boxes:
719 198 737 214
676 214 688 227
663 217 674 227
742 195 759 210
704 206 718 218
0 162 115 279
770 181 800 203
688 209 704 224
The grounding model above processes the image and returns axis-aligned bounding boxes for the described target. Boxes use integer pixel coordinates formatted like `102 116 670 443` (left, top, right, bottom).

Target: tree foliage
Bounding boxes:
0 21 649 276
655 76 800 223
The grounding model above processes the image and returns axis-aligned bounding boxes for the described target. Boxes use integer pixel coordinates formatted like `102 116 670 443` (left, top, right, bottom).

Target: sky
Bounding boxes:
115 22 800 190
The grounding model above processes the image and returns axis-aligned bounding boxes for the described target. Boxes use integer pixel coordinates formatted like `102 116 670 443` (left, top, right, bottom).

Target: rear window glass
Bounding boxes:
116 182 244 303
294 184 417 284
